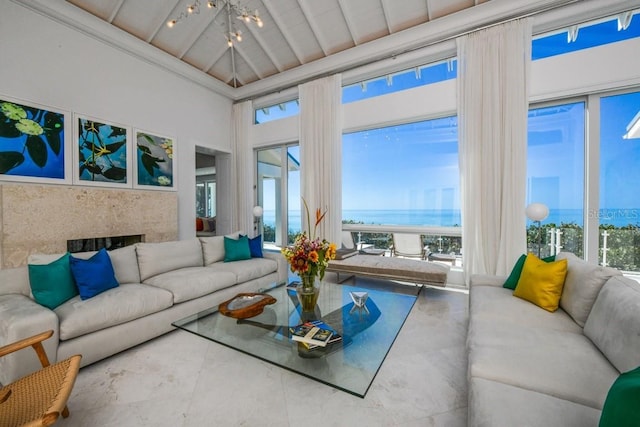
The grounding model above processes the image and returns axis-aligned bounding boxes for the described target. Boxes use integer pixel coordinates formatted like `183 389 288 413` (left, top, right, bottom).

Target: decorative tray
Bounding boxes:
218 293 277 319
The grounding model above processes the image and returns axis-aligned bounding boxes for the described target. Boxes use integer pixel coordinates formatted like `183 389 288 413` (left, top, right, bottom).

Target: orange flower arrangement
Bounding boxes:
281 199 336 290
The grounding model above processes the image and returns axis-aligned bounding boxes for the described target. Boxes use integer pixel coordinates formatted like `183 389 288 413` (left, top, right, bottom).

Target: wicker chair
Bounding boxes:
0 330 81 427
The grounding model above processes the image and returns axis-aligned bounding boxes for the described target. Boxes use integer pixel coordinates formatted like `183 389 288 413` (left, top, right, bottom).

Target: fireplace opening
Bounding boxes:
67 234 144 253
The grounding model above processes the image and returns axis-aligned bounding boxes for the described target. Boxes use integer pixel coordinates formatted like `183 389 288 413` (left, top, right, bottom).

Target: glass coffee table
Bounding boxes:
172 280 420 397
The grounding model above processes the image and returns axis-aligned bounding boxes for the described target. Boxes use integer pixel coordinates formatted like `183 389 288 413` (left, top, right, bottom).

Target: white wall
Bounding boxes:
0 1 233 239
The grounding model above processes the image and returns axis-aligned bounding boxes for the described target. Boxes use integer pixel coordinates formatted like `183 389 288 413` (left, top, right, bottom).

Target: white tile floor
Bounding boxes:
63 278 469 427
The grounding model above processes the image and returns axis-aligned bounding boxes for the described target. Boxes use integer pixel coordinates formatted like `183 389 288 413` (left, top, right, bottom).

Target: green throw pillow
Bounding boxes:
28 253 78 309
600 366 640 427
224 235 252 262
503 253 556 290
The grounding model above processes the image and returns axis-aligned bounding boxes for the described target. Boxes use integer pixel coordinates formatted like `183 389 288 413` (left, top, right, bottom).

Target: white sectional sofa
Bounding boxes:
467 251 640 426
0 235 287 385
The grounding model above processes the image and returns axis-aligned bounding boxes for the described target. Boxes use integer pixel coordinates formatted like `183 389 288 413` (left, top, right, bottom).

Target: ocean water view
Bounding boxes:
263 208 640 231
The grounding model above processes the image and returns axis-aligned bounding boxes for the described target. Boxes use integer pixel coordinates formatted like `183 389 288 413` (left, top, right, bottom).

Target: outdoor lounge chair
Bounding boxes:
391 233 427 260
342 231 386 255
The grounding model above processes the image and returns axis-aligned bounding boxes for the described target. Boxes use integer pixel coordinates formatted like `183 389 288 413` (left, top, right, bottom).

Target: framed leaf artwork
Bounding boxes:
134 129 176 190
0 95 70 184
74 114 131 187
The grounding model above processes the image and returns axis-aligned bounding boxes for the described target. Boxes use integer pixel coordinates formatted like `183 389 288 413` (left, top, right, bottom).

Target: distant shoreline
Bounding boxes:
262 208 640 230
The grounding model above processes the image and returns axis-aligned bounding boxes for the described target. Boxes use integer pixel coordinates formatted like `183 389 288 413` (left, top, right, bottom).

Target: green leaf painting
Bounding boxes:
0 98 65 178
136 130 174 188
78 117 128 183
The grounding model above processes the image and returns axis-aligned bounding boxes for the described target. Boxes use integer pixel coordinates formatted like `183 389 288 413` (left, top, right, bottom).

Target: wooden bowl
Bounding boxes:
218 293 277 319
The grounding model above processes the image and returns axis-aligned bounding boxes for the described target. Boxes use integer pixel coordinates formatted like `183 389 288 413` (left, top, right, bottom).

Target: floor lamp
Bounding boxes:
526 203 549 257
252 205 263 237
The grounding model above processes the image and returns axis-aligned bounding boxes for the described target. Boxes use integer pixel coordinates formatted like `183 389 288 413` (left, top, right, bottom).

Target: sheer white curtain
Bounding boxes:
299 74 343 244
457 19 531 278
232 100 254 235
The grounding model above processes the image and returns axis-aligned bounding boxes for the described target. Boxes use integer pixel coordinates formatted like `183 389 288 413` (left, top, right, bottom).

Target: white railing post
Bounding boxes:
555 229 563 254
602 230 609 267
548 228 556 256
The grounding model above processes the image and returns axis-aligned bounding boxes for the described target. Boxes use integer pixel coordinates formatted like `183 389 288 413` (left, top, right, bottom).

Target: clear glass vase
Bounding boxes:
296 274 320 312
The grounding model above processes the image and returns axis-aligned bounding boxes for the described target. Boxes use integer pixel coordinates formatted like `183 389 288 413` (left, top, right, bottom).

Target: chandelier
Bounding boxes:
167 0 264 48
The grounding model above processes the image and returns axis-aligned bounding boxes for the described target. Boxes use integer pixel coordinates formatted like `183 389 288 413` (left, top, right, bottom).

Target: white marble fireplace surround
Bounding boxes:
0 183 178 268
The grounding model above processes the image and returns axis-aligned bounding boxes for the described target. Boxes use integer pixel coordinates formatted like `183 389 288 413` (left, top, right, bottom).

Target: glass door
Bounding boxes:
256 144 300 248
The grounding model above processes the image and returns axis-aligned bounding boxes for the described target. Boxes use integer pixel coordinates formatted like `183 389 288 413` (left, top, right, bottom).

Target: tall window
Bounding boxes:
599 90 640 270
255 99 299 124
256 144 300 247
532 10 640 60
343 59 457 104
342 117 460 226
526 102 585 257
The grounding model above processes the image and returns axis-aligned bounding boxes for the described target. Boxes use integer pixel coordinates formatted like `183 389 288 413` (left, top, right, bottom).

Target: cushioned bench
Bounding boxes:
327 254 449 287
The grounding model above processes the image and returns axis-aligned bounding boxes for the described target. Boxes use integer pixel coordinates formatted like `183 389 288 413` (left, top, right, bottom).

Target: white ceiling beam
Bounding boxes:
244 21 284 72
225 72 246 87
233 42 264 80
426 0 433 21
204 42 229 72
107 0 125 23
146 1 181 43
337 0 359 45
298 0 329 56
262 0 305 64
379 0 393 34
177 7 224 59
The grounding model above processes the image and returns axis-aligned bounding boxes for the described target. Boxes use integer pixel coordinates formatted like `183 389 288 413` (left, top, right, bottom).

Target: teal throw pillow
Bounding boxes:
224 235 252 262
28 253 78 309
503 254 527 290
599 366 640 427
504 254 556 290
69 248 119 300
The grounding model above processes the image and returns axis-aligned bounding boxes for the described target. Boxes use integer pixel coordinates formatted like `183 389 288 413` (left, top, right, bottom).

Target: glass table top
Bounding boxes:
172 280 420 397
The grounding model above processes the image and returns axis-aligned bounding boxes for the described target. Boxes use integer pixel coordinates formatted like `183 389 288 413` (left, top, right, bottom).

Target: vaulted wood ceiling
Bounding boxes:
65 0 487 89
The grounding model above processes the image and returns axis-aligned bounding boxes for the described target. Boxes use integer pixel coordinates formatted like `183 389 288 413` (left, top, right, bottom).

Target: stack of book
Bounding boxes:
290 320 343 350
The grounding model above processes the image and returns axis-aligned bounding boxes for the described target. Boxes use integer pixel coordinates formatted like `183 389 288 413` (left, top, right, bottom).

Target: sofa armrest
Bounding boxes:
469 274 508 288
263 251 288 285
0 294 59 384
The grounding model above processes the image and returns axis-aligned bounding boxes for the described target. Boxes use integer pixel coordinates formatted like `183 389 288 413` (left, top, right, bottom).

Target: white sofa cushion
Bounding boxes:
469 377 602 427
136 239 203 281
143 267 237 303
54 284 173 341
199 231 243 266
468 319 618 409
584 275 640 373
199 236 225 265
556 252 621 327
107 245 141 284
469 284 582 334
206 258 278 283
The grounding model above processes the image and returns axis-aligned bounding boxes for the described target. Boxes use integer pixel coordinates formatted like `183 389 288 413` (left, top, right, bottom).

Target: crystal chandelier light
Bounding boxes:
167 0 263 47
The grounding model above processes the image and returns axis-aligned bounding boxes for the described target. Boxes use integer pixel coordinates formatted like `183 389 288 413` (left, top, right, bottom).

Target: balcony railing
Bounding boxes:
342 223 463 267
528 225 640 273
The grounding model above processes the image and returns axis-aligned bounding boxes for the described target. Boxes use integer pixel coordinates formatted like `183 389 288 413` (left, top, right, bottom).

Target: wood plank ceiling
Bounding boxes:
65 0 487 89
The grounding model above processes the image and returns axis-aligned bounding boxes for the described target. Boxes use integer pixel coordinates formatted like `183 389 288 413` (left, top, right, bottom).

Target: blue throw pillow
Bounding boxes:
240 234 264 258
69 248 119 300
224 235 252 262
28 253 78 309
248 235 263 258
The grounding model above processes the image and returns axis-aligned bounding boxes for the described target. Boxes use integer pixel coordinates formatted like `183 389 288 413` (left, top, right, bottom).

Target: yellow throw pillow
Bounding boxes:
513 253 568 312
